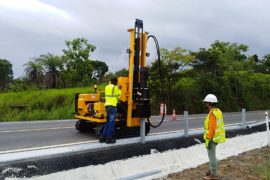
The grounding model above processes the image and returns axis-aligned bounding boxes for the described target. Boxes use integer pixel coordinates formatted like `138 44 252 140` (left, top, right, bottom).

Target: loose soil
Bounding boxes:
163 147 270 180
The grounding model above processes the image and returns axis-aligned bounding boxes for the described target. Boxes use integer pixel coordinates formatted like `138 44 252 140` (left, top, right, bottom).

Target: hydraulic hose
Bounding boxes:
147 35 166 128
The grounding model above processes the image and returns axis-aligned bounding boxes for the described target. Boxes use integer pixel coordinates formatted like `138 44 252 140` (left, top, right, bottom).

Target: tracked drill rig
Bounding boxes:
74 19 164 137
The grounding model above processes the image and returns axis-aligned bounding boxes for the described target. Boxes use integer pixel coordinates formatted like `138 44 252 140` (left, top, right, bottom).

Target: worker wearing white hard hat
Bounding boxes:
202 94 226 180
203 94 218 103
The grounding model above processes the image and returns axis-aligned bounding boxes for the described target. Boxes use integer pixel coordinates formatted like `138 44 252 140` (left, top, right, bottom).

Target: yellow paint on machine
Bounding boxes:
74 115 107 123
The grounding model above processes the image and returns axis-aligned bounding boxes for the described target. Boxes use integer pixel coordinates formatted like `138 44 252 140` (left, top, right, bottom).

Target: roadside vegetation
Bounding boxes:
0 38 270 121
0 85 105 121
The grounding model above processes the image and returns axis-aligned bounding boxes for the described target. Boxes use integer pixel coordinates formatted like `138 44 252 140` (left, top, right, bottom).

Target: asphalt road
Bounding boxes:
0 110 267 152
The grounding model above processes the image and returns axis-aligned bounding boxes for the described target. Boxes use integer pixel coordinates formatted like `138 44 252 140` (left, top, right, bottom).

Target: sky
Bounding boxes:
0 0 270 78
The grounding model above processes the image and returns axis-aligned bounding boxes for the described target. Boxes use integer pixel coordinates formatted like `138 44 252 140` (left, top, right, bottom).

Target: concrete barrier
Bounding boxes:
29 131 268 180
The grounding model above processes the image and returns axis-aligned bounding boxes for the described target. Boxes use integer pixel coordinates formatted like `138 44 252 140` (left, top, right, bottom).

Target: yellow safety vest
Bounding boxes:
104 84 121 107
203 108 226 143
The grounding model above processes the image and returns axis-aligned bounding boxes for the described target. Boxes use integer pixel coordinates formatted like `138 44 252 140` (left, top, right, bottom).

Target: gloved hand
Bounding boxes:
205 138 210 149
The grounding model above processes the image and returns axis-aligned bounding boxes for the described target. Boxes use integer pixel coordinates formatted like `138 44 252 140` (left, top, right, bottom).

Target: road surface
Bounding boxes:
0 110 267 152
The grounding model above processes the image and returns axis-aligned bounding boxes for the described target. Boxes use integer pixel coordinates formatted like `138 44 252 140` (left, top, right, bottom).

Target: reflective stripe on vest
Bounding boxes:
203 108 226 143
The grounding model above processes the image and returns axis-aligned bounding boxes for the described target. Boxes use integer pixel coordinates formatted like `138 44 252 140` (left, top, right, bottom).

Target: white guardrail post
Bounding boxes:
140 119 145 144
265 111 270 147
184 111 189 137
241 108 246 128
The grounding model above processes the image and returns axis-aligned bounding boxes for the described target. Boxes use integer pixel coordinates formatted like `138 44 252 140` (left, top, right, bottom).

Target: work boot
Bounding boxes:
203 175 219 180
99 136 106 143
106 137 116 144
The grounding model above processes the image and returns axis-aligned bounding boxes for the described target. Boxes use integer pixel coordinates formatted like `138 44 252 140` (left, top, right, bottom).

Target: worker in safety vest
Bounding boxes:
203 94 226 180
99 77 121 144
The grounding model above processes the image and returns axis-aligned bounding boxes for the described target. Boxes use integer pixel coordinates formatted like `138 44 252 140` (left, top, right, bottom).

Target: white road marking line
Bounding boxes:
0 140 98 155
0 126 73 133
0 119 74 125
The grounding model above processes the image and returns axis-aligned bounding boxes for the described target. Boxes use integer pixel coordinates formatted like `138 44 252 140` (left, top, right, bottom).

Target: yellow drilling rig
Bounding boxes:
74 19 165 137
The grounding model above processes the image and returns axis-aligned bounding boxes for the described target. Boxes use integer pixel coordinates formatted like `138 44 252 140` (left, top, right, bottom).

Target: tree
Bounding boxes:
243 54 258 73
38 53 63 88
91 60 108 82
115 68 128 77
102 72 115 83
159 47 194 110
192 41 248 75
0 59 13 91
62 37 96 86
256 54 270 74
191 41 249 109
191 48 222 76
262 54 270 73
209 40 248 72
149 47 194 111
24 59 44 84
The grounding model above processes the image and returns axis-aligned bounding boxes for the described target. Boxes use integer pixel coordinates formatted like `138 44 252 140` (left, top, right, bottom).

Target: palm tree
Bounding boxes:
24 59 44 84
38 53 63 88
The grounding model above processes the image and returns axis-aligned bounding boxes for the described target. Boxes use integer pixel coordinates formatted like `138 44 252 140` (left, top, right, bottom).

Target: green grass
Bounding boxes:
0 84 106 122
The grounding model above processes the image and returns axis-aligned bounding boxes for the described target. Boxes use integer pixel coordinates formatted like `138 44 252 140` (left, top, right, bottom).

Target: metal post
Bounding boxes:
140 119 145 144
184 111 189 137
265 111 270 147
241 109 246 128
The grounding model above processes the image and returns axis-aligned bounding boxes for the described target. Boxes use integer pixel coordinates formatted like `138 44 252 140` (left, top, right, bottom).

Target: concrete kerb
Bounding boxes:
0 121 268 178
26 129 269 180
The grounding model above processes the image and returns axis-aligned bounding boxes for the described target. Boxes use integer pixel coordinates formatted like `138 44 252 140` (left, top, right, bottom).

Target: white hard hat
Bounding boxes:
203 94 218 103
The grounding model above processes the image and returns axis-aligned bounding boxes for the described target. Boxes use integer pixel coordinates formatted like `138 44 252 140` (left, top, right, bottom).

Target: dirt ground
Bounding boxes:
163 147 270 180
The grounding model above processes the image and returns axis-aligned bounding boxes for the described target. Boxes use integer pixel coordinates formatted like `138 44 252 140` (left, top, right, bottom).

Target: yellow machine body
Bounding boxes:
77 94 100 115
75 92 107 123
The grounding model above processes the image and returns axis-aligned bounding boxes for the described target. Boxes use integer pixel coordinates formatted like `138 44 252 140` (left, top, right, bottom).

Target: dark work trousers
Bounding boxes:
102 106 117 138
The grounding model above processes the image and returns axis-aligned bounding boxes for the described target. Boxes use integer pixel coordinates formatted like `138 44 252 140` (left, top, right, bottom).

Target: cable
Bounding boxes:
146 35 166 128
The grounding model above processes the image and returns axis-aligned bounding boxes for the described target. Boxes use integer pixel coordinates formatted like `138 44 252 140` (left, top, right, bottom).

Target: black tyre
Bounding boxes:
75 120 94 133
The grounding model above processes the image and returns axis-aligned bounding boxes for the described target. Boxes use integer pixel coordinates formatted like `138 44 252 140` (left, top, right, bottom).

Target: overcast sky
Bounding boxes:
0 0 270 78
